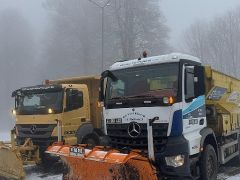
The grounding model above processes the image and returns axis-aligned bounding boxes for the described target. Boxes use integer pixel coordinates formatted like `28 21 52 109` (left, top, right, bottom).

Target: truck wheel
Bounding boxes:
200 144 217 180
82 134 99 148
238 135 240 161
62 165 70 180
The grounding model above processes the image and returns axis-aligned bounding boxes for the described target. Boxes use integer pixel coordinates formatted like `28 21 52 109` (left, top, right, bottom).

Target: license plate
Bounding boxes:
106 118 122 124
69 147 85 157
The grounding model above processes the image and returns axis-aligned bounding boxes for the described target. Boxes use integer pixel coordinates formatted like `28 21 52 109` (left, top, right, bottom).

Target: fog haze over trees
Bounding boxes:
42 0 101 78
1 1 240 131
39 0 169 78
0 0 170 131
41 0 170 79
182 7 240 78
0 9 37 129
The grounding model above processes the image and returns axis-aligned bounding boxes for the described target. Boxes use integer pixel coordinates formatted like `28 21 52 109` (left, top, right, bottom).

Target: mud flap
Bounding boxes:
46 143 158 180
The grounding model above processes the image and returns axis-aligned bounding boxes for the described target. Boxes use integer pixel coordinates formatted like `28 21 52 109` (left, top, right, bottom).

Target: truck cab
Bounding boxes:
12 76 104 160
100 53 213 178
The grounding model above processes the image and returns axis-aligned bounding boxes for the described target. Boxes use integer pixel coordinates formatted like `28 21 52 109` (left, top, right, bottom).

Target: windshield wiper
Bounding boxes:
110 96 126 100
151 88 175 91
35 105 46 109
126 94 157 99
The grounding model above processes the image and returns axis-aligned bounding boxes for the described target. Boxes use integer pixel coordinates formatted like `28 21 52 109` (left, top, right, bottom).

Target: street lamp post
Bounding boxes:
88 0 111 72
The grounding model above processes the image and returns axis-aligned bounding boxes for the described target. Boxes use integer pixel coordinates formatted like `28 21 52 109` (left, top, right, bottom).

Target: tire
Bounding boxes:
62 165 70 180
200 144 218 180
238 134 240 161
82 134 99 148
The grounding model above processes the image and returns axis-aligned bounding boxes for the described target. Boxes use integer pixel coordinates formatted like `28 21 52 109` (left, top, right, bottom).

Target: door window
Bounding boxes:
185 68 195 101
66 89 83 111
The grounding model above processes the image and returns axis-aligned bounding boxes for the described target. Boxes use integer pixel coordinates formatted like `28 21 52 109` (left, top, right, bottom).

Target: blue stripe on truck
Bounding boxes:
170 109 183 137
183 95 205 115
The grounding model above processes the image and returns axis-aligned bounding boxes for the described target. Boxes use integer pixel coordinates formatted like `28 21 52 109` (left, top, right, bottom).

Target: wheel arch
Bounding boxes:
200 127 218 160
76 122 94 144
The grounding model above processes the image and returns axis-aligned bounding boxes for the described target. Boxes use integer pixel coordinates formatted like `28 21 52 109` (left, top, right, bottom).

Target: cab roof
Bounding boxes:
110 53 201 70
12 85 62 97
49 75 100 84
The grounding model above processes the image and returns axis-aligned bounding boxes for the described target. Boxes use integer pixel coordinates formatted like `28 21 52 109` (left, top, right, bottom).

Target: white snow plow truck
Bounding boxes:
47 53 240 180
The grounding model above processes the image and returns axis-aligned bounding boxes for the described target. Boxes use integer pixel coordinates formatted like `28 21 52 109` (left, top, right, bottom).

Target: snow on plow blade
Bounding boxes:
46 142 158 180
0 142 25 180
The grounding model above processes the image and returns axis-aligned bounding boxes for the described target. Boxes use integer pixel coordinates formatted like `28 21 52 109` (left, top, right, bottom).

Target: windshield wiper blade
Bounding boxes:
110 96 126 100
35 105 46 109
127 94 157 99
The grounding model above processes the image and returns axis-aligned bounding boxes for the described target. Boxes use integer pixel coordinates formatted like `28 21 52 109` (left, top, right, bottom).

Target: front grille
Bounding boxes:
16 124 56 139
107 123 168 153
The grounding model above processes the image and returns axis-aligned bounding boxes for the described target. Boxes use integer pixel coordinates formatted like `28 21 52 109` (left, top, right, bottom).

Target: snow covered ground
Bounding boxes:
227 175 240 180
25 165 62 180
1 131 240 179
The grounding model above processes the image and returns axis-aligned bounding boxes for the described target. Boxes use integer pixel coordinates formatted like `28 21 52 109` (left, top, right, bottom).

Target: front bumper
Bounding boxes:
156 135 191 178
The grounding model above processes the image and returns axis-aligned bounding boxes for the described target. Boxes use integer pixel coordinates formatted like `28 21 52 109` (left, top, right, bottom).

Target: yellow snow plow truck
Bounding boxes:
0 131 25 180
0 76 107 179
47 53 240 179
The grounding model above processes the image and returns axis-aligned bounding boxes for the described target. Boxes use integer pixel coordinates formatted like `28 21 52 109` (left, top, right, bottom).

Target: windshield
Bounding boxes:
16 91 63 115
106 63 179 100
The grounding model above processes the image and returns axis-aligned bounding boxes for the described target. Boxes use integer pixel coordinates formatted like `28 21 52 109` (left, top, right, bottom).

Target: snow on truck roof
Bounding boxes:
110 53 201 70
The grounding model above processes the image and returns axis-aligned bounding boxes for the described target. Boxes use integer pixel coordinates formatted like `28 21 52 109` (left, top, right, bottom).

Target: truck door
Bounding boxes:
62 86 89 138
182 65 206 155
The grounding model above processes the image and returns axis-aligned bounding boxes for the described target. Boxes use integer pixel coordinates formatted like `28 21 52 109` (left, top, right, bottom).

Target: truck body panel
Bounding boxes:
50 76 101 129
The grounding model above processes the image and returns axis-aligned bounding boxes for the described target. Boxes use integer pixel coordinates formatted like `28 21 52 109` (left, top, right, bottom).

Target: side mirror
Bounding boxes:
194 66 205 97
101 70 117 81
99 70 118 102
99 77 105 102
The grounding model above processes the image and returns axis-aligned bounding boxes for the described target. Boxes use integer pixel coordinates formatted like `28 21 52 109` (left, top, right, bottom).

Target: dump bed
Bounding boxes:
49 76 102 129
204 66 240 136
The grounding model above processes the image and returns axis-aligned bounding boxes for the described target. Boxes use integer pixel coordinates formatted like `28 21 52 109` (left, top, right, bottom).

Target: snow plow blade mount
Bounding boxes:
46 142 157 180
0 142 25 180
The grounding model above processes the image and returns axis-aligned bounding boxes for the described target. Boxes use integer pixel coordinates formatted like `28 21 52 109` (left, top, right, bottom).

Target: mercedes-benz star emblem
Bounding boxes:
128 122 141 138
30 125 37 134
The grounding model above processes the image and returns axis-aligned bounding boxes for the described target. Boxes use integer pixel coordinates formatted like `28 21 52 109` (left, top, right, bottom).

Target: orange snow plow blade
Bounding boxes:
46 142 158 180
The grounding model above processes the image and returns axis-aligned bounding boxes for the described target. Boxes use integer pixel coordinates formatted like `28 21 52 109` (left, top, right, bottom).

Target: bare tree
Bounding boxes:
42 0 103 78
182 6 240 78
41 0 171 77
111 0 170 59
182 20 209 63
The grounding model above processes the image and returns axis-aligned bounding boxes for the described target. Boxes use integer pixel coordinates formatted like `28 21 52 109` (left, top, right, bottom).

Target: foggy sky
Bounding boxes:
161 0 240 47
0 0 240 132
0 0 240 48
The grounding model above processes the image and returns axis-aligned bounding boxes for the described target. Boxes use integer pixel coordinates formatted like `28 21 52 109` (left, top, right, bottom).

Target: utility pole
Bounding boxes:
88 0 111 72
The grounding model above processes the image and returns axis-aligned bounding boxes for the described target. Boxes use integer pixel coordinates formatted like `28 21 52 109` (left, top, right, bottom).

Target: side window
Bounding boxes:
185 68 195 101
110 80 125 98
66 89 83 111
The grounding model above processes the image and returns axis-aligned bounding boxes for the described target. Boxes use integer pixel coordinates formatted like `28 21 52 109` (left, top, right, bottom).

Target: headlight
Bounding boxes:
163 96 174 105
165 155 185 167
48 108 53 114
12 109 16 116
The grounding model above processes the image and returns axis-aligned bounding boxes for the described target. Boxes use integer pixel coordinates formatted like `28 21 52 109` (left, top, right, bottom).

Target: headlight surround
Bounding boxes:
48 108 53 114
12 109 17 116
165 154 185 167
162 96 174 105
